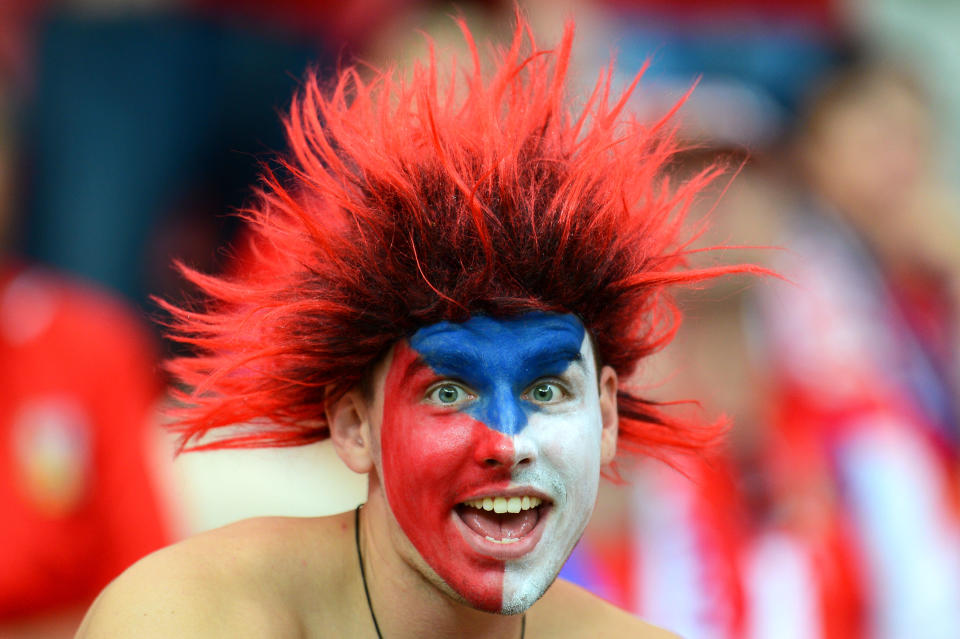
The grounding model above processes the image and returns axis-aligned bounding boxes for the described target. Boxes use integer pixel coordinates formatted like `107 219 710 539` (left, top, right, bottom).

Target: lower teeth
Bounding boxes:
485 536 520 544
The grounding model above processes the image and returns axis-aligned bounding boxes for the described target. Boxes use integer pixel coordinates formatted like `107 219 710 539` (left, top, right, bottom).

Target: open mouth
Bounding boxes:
454 495 549 546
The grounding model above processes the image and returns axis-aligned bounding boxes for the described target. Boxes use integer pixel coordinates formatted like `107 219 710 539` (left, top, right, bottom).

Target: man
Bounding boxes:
77 16 745 638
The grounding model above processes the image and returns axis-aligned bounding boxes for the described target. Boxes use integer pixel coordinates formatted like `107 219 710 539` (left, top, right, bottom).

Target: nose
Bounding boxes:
484 385 525 436
475 432 536 469
472 385 534 468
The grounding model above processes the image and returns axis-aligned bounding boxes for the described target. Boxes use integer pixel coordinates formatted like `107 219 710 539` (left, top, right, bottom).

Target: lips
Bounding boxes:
457 495 544 541
452 491 552 560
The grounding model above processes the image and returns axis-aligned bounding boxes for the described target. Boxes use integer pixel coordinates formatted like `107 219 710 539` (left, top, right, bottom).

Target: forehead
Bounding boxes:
409 313 588 377
367 313 594 400
364 312 598 405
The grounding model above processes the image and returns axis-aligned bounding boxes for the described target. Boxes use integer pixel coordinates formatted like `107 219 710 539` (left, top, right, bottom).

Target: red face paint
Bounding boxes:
379 341 514 611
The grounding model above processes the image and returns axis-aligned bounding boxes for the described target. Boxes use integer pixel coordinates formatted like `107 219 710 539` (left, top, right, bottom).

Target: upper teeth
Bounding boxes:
463 496 543 513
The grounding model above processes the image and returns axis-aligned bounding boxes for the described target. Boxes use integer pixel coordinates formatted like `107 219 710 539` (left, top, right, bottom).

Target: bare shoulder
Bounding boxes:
76 513 355 638
527 579 680 639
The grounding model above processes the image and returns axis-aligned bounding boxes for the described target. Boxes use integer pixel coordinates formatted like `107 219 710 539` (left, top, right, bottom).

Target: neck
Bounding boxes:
358 485 525 639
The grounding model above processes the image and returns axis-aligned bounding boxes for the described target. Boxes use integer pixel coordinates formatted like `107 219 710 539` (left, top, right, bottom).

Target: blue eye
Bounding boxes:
527 382 563 404
428 383 471 405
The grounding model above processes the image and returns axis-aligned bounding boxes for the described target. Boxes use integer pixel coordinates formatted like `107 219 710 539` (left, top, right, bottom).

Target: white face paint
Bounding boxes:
500 334 604 613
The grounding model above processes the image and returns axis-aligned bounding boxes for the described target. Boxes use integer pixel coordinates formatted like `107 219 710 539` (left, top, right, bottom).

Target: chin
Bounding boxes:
498 524 582 614
499 568 559 615
469 509 590 614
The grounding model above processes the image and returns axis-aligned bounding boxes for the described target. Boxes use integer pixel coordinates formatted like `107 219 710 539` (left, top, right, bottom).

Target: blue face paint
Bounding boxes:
408 313 586 435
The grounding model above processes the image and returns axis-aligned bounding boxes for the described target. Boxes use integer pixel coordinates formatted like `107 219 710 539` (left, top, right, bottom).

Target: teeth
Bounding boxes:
486 536 521 544
462 496 543 511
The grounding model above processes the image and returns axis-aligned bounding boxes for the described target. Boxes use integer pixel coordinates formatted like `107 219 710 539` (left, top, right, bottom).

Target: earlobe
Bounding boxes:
598 365 619 465
326 390 374 474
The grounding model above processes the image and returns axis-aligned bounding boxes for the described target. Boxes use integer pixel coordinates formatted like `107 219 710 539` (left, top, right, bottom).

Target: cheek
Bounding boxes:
536 409 602 474
523 408 603 509
378 356 514 611
380 401 485 504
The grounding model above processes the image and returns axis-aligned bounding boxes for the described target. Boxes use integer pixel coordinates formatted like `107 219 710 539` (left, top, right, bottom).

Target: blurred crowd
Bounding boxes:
3 1 960 638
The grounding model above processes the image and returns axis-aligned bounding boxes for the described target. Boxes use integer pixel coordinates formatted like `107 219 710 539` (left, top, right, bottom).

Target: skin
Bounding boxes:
380 314 605 614
800 74 930 231
76 314 678 638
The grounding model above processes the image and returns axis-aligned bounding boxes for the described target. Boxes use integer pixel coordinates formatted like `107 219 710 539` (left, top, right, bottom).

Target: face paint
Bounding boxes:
377 313 606 614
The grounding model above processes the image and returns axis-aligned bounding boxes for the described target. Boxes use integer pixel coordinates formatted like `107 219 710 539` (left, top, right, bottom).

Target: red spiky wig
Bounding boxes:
163 16 754 460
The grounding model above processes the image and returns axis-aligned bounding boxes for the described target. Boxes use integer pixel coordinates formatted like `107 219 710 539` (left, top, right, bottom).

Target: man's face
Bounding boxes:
369 313 614 614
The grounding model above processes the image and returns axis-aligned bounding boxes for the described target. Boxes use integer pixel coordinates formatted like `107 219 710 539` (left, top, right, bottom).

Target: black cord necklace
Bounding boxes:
355 505 384 638
354 505 526 639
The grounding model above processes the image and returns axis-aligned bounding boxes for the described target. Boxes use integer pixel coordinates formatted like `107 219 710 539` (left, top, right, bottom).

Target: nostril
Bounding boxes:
475 436 515 467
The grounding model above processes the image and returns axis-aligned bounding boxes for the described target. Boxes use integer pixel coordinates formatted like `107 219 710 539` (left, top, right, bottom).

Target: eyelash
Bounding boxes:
523 378 570 403
425 381 475 405
424 378 570 405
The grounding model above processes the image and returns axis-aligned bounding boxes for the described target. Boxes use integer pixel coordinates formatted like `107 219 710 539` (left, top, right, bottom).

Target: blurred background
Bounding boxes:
3 0 960 637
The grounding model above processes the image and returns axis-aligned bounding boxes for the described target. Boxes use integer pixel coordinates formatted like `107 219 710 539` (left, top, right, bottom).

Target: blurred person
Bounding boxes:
566 156 786 639
0 54 170 639
748 61 960 639
631 62 960 636
795 64 960 420
570 49 960 638
661 157 869 639
76 16 757 639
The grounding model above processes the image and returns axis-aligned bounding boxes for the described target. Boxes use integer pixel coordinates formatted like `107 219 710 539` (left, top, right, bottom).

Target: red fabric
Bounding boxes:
691 456 748 636
761 391 876 639
0 265 168 620
624 458 748 637
590 528 637 612
888 265 956 384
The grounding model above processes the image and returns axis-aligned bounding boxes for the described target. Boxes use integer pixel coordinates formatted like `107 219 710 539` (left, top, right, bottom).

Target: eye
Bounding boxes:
526 381 565 404
427 382 473 406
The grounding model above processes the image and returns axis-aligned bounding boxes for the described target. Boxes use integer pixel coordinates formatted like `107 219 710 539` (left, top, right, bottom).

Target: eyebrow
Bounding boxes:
398 354 435 389
526 348 583 374
413 344 584 384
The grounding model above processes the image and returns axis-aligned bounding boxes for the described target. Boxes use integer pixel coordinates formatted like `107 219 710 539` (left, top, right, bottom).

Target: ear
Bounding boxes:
326 389 374 474
598 365 619 465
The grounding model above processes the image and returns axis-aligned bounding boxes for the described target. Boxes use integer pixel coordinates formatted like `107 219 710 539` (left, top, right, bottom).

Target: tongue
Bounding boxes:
458 506 539 540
